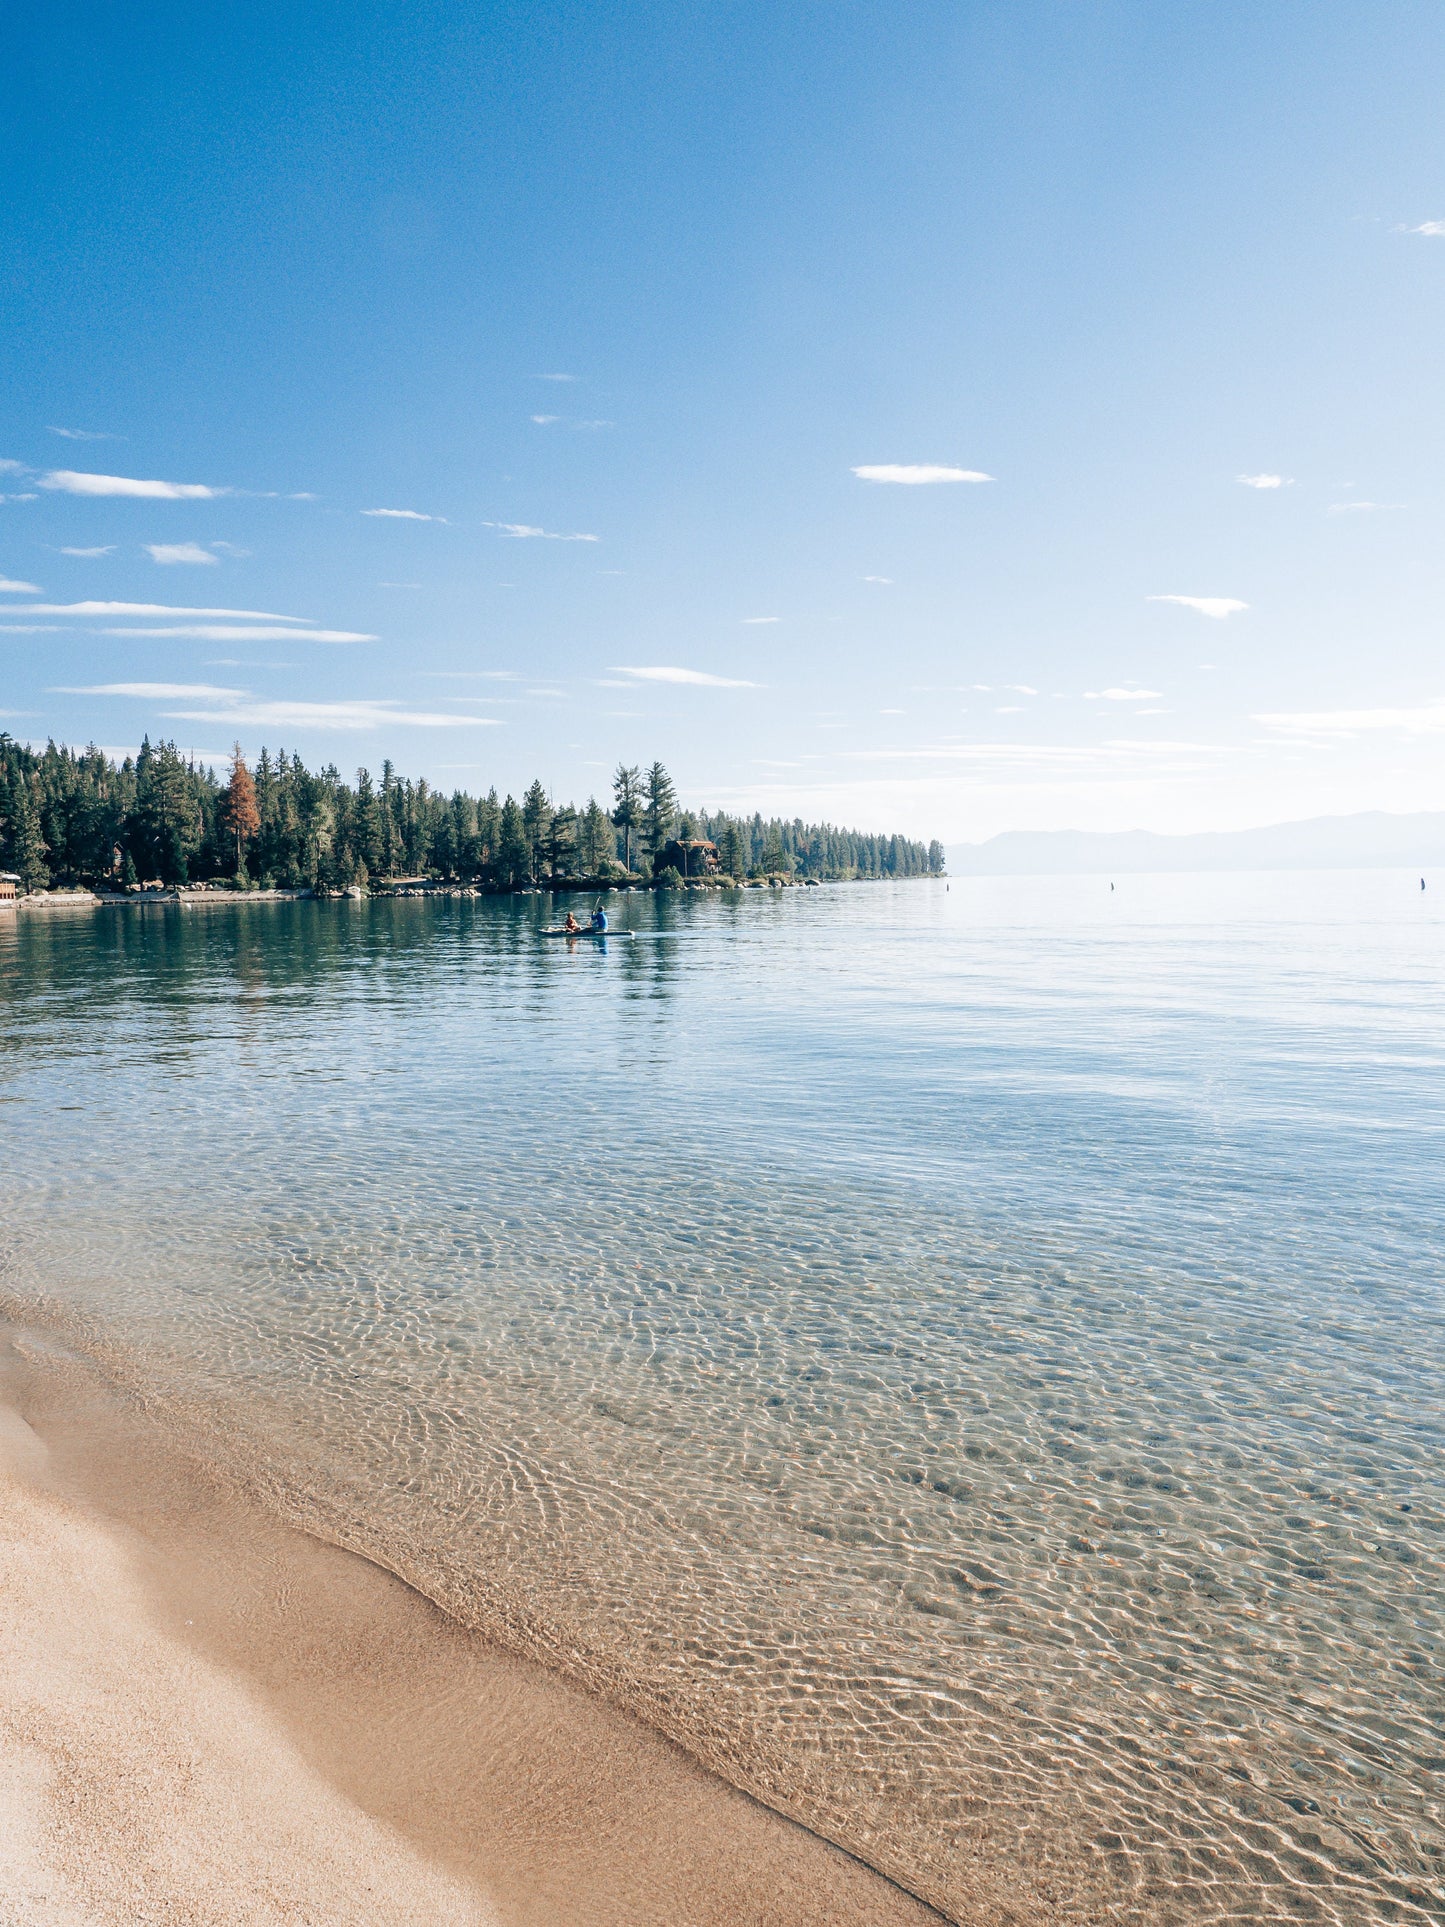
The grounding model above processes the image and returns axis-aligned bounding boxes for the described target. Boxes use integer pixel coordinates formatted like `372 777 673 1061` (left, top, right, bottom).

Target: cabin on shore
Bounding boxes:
0 872 19 901
657 837 719 877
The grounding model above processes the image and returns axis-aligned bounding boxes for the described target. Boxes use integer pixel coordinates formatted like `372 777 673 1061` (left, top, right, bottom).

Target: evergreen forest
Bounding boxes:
0 735 946 892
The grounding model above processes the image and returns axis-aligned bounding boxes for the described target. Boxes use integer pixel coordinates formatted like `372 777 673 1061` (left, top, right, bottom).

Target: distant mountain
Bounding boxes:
948 810 1445 877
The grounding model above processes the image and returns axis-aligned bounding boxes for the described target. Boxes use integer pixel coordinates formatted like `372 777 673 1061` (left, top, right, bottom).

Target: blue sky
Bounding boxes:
3 1 1443 842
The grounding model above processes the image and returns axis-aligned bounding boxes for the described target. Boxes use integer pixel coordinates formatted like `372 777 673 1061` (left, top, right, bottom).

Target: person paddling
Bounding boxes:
590 900 608 932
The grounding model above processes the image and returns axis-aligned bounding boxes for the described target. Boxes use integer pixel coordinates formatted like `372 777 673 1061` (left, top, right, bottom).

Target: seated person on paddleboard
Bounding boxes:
563 911 582 934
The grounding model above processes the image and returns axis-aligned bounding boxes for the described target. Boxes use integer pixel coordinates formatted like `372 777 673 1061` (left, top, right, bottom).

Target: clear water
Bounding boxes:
2 877 1442 1924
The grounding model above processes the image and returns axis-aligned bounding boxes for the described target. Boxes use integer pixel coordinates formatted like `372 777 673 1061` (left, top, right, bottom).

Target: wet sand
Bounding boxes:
0 1328 945 1927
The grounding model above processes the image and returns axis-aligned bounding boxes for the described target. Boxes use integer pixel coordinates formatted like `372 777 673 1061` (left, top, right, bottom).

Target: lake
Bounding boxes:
2 874 1441 1924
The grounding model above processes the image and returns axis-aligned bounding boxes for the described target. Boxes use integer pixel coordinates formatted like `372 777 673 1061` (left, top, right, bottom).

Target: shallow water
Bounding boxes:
2 876 1442 1923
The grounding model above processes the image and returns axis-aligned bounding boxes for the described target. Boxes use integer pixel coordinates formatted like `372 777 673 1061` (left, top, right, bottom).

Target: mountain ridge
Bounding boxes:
948 809 1445 876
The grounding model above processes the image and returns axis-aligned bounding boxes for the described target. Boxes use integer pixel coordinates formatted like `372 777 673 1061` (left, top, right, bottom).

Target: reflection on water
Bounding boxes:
2 878 1442 1923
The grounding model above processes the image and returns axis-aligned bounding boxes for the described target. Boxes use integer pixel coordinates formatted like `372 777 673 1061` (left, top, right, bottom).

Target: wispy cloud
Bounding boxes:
743 615 778 624
55 681 242 700
0 576 41 593
39 470 221 499
1326 500 1395 515
1148 595 1248 619
1253 701 1445 736
1237 473 1290 489
863 575 893 584
537 372 577 382
100 626 375 643
11 601 312 619
485 521 599 542
361 507 446 522
62 681 496 731
1085 687 1165 701
0 493 38 504
49 427 119 441
852 464 993 485
57 546 115 557
1403 220 1445 237
611 665 758 688
1005 683 1038 695
166 699 496 731
146 541 218 566
531 414 560 425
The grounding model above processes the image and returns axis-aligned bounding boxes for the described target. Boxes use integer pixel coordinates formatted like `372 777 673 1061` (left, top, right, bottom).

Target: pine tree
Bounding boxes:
578 796 611 873
718 820 745 879
10 772 49 891
521 779 551 883
222 743 260 882
545 803 577 878
611 764 641 872
642 761 677 866
497 795 530 885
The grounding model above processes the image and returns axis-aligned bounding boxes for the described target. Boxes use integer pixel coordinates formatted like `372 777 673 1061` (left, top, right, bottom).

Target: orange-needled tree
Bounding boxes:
222 742 260 883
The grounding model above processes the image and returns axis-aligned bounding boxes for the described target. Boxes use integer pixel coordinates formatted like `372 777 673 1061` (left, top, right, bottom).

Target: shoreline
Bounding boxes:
0 1319 947 1927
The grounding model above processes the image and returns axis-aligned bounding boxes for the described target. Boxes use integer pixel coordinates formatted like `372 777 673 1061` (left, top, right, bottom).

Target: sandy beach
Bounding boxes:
0 1326 942 1927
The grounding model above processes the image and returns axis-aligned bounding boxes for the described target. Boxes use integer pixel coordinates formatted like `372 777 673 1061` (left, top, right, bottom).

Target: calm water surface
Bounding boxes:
2 876 1442 1923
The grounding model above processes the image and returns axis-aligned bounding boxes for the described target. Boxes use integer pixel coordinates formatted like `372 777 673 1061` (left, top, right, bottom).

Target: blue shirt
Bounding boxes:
591 909 607 930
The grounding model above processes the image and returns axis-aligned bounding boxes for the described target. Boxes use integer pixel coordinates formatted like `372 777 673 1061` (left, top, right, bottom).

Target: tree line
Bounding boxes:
0 735 946 891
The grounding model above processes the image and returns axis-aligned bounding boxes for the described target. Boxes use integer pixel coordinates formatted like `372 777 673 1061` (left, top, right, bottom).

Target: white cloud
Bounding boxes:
531 414 560 425
49 427 118 441
1404 220 1445 236
1005 684 1038 695
58 546 115 557
852 464 993 485
996 705 1024 714
1327 500 1391 514
611 666 759 688
0 494 38 504
0 576 41 593
0 460 26 473
863 575 893 584
165 699 496 731
55 682 243 699
1237 473 1290 489
100 626 376 642
537 372 577 382
209 541 250 557
743 616 779 624
361 508 446 522
12 601 310 619
39 470 221 499
1085 687 1165 701
880 708 904 715
1148 595 1248 619
485 522 599 542
1253 702 1445 736
0 625 60 634
146 542 219 566
57 681 495 731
